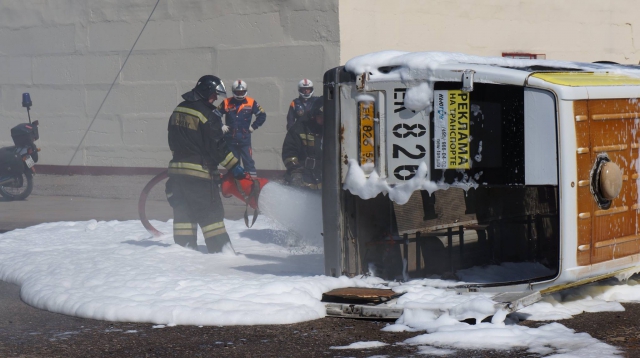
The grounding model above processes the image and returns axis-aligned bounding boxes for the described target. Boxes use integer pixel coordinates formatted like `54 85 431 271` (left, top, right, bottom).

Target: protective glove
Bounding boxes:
221 125 229 134
230 164 246 179
249 126 255 133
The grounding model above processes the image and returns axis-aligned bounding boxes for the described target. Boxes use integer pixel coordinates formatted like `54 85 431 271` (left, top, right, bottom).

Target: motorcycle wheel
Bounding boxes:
0 171 33 200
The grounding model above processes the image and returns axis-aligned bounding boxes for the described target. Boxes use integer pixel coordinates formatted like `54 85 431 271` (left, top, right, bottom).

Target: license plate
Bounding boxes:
24 155 35 168
359 102 375 165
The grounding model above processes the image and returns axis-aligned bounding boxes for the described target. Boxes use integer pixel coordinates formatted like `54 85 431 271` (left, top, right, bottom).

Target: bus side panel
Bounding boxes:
585 99 640 264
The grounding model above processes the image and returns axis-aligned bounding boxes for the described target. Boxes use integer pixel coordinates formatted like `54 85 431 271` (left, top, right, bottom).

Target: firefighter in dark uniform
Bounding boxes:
166 75 246 253
286 79 319 131
218 80 266 178
282 99 323 190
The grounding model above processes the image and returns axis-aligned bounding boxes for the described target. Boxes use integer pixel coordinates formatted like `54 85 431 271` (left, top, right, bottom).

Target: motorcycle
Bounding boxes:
0 93 39 200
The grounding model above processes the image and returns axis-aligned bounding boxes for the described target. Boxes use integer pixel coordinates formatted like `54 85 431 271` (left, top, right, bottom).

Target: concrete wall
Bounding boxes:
0 0 339 170
339 0 640 64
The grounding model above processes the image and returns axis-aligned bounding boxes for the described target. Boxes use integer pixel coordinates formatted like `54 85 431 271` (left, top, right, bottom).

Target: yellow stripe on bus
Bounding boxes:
531 72 640 87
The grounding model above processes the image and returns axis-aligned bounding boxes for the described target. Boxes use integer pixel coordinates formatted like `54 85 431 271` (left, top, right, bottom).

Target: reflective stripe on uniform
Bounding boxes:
168 162 211 179
169 162 209 173
306 134 315 146
284 156 298 165
202 221 226 239
174 107 208 124
300 133 314 146
168 167 210 179
204 227 227 239
202 221 224 232
220 152 238 170
174 222 197 237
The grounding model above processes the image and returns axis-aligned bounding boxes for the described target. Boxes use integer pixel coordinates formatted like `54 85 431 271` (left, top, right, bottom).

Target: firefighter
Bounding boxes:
166 75 246 253
282 99 323 190
286 79 319 131
218 80 266 178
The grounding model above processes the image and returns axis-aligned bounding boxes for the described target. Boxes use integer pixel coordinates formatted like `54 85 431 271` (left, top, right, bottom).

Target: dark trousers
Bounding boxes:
165 175 231 253
228 142 256 176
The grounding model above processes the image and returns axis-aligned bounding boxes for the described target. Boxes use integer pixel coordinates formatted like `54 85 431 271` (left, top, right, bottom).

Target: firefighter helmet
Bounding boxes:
183 75 227 101
298 79 314 99
232 80 248 100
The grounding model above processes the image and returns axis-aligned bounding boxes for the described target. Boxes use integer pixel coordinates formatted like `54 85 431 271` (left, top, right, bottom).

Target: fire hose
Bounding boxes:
137 169 168 237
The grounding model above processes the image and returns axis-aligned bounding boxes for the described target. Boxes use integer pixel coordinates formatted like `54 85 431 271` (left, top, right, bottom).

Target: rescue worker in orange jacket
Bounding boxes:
217 80 266 178
282 99 323 190
286 79 319 131
166 75 246 253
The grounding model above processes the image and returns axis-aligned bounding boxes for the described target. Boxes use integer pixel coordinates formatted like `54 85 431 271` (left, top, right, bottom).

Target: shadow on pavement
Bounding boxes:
233 253 324 276
121 239 172 248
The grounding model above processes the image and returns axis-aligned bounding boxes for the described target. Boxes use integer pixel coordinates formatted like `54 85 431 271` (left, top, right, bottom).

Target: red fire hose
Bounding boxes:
138 169 168 237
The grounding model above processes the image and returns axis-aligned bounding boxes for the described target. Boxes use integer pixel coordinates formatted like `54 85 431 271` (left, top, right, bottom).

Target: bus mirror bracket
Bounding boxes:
462 69 475 92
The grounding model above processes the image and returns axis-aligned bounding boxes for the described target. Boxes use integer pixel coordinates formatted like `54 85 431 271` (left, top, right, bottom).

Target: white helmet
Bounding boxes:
298 79 314 99
231 80 247 100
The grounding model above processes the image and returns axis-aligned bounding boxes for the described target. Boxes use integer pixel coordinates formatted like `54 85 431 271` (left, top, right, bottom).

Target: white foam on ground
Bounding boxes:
330 341 388 349
0 218 385 326
404 322 619 358
513 277 640 321
416 346 455 356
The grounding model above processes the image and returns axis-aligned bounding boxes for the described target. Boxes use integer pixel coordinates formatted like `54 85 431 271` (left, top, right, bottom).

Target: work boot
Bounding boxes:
174 237 198 250
205 235 232 254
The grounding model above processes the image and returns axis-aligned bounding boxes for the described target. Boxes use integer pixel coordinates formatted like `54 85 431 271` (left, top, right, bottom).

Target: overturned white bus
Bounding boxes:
321 52 640 315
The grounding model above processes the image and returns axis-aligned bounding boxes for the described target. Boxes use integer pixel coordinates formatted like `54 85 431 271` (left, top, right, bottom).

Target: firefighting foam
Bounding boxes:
257 182 323 247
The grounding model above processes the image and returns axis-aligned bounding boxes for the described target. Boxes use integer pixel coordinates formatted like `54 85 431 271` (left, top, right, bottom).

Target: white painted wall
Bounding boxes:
0 0 339 170
339 0 640 64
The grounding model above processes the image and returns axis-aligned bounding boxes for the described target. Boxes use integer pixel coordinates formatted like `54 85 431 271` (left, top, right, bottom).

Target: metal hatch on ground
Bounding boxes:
322 287 542 320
